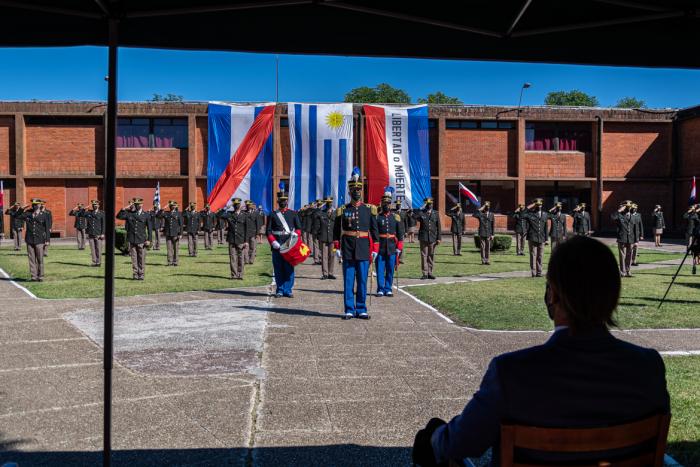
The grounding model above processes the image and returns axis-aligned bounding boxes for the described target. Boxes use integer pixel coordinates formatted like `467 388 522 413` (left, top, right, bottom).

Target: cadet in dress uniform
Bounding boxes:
267 183 301 297
84 200 105 266
200 204 217 250
333 168 379 319
158 201 183 266
683 205 698 249
652 205 665 247
612 200 635 277
314 195 337 280
149 202 163 250
312 200 323 265
375 187 404 297
300 204 312 258
116 198 152 280
473 201 495 265
393 201 407 263
6 202 24 250
216 213 226 245
572 203 592 236
19 199 51 281
183 202 200 257
524 198 548 277
414 197 441 280
218 198 250 280
448 204 465 256
256 205 266 244
68 203 88 250
406 206 418 243
512 204 527 255
548 202 567 251
245 201 258 264
630 203 644 266
39 200 52 257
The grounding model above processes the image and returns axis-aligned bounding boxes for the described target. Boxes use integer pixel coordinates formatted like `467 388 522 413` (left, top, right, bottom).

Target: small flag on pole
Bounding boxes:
458 182 480 208
690 176 697 205
445 190 458 205
153 181 161 209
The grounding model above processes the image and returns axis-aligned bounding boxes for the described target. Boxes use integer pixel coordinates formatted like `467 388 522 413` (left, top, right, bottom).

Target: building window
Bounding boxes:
428 119 437 128
525 122 591 152
280 117 289 127
446 120 512 129
117 117 188 149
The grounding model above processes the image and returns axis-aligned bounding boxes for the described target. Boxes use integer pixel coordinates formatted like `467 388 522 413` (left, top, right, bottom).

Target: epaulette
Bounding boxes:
369 204 378 216
394 213 401 222
336 206 345 216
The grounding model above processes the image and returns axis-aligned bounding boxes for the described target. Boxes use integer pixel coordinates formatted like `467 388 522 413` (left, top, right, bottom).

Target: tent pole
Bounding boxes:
103 17 118 467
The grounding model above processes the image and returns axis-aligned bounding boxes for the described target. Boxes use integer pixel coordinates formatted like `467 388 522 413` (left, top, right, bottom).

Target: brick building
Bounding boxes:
1 101 698 238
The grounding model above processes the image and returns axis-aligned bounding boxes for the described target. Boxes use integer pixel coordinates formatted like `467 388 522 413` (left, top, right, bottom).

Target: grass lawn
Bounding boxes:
398 239 682 279
665 356 700 467
408 264 700 330
0 243 272 299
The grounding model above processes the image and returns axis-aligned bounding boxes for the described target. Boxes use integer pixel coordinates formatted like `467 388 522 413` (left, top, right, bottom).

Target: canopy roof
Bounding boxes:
0 0 698 68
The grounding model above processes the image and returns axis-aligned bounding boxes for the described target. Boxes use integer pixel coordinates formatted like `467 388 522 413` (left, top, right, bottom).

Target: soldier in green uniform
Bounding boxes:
245 201 258 264
116 198 152 280
218 198 250 280
683 205 698 249
572 203 592 236
448 204 465 256
312 200 323 265
149 201 163 250
6 202 24 251
524 198 548 277
183 202 200 257
414 197 441 280
216 212 226 245
68 203 88 250
652 205 665 247
314 195 337 280
158 201 183 266
39 199 52 257
256 205 266 244
473 201 495 265
630 203 644 266
393 201 407 263
612 200 635 277
548 202 567 251
84 199 105 266
18 199 51 281
200 203 217 250
512 204 527 255
405 205 418 243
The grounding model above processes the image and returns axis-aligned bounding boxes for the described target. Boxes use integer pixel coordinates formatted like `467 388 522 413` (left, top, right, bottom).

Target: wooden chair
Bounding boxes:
499 414 671 467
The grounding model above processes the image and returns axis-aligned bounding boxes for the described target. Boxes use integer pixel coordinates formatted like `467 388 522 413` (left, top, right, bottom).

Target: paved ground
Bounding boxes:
0 237 698 466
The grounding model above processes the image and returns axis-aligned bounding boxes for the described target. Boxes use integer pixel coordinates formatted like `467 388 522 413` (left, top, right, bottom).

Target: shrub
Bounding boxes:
473 234 512 251
115 228 129 255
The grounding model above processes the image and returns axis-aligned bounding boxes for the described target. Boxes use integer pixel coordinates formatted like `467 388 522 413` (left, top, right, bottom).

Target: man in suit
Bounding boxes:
6 202 24 251
630 203 644 266
18 199 51 281
572 203 592 236
415 197 441 280
183 202 200 257
375 187 404 297
548 202 567 251
524 198 548 277
149 201 163 250
473 201 495 265
267 183 302 297
84 199 105 267
68 203 88 250
512 204 527 256
157 201 183 266
448 204 465 256
313 195 337 280
116 198 152 280
200 203 217 250
413 236 670 467
218 198 250 280
612 200 636 277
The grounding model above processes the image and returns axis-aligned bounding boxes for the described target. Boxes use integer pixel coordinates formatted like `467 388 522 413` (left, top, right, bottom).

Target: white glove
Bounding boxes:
290 231 298 240
396 249 402 256
335 249 342 259
271 240 281 250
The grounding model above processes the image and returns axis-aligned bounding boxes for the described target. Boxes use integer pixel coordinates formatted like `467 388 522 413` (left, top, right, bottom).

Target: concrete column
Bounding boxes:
14 113 26 204
516 117 526 205
187 114 197 203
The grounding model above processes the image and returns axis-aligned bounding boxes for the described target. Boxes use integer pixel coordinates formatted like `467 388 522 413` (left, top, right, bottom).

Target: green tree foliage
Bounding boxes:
343 83 410 103
544 90 599 107
417 91 463 104
150 93 184 102
615 96 647 108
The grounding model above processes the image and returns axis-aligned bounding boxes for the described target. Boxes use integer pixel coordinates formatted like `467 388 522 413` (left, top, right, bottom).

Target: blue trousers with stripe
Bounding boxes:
343 259 369 315
272 249 295 296
375 253 397 294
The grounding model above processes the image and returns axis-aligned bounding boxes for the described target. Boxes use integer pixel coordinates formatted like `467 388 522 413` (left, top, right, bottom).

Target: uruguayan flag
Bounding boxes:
288 103 353 210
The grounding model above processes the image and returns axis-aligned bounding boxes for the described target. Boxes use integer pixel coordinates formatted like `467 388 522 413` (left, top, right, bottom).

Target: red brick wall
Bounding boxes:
196 179 207 207
25 179 66 237
443 129 516 178
601 181 671 231
0 117 14 174
678 116 700 177
116 148 185 176
25 124 104 175
195 116 207 177
524 152 590 178
602 122 672 178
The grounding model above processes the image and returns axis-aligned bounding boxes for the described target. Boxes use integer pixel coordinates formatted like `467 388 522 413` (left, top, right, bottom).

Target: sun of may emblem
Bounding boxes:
325 111 345 130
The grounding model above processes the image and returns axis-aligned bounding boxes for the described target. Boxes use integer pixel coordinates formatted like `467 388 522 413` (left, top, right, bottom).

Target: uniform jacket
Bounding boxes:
200 210 217 231
683 211 698 235
245 210 257 240
313 205 336 243
256 211 266 232
266 208 301 245
415 209 441 244
6 207 24 231
333 202 379 261
149 209 164 230
513 211 528 234
405 210 417 229
43 209 53 234
158 210 183 237
69 208 88 230
376 210 404 256
218 210 250 245
652 211 665 230
631 212 644 242
448 211 465 234
116 209 152 244
612 211 635 244
472 211 495 238
572 211 591 235
183 210 201 235
20 210 51 245
524 210 548 244
548 212 567 240
84 209 105 237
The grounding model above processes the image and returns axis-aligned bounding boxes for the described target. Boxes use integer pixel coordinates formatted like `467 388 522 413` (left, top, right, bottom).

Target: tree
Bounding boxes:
615 97 646 108
343 83 410 103
418 91 463 105
544 90 599 107
149 93 184 102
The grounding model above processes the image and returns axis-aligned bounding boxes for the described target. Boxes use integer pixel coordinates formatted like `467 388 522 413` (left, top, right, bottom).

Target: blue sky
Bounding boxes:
1 47 699 108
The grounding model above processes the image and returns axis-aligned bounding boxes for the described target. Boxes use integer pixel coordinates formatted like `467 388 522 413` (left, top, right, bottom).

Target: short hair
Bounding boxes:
546 236 620 332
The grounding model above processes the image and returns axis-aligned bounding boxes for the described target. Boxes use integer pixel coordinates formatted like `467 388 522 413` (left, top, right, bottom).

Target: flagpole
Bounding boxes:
275 55 279 102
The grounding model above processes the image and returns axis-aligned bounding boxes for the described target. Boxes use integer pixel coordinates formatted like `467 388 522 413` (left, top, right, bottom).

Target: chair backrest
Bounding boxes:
500 414 671 467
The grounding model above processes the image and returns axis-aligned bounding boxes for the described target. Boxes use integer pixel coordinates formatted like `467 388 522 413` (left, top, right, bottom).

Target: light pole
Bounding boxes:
517 82 531 117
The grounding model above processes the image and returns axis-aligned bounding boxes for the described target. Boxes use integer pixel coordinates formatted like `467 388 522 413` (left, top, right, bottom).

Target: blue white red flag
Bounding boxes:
153 181 160 209
690 176 697 205
288 103 354 210
459 182 481 208
364 104 431 208
207 102 275 212
0 180 4 208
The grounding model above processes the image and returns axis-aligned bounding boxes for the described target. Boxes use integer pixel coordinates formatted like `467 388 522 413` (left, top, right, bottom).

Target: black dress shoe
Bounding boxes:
421 275 429 280
428 274 436 280
328 274 337 280
320 275 327 280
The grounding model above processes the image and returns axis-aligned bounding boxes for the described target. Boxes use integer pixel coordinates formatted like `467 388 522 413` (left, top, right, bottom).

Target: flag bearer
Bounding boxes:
414 197 441 280
200 203 217 250
158 201 183 266
116 198 152 280
149 201 163 250
84 200 105 267
267 183 301 297
375 187 403 297
69 203 88 250
19 199 50 281
218 198 251 280
333 168 379 319
473 201 495 265
524 198 548 277
6 202 24 250
314 195 337 280
548 202 567 251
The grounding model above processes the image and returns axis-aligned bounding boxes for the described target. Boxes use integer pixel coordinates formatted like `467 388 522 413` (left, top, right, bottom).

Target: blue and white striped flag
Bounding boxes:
288 103 353 210
153 181 161 209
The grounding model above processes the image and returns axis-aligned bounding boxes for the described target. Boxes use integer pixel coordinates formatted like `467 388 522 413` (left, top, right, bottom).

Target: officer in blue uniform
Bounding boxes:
266 182 301 298
333 168 379 319
375 187 404 297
